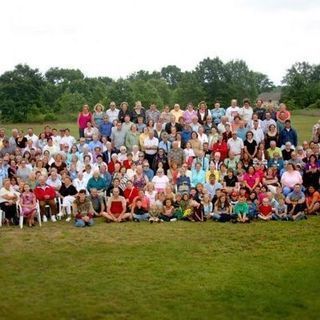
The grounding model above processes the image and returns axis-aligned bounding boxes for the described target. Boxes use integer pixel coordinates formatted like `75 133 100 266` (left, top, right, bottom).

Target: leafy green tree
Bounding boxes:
161 65 182 89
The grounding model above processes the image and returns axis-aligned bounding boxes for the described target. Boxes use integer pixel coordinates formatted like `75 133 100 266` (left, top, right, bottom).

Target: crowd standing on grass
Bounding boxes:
0 99 320 228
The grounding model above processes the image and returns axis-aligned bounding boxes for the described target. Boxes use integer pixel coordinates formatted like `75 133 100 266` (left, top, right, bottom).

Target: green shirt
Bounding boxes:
234 202 248 216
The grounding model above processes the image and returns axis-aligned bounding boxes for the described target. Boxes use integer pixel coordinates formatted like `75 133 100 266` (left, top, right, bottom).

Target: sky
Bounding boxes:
0 0 319 85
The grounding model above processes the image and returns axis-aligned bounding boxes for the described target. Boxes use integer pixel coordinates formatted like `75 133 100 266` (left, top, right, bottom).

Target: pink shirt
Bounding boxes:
78 112 92 129
183 110 197 124
243 173 259 188
281 171 302 188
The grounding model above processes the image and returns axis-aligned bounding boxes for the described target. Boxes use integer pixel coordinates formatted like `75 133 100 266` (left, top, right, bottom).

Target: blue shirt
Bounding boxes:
99 122 113 138
191 169 206 187
158 140 171 153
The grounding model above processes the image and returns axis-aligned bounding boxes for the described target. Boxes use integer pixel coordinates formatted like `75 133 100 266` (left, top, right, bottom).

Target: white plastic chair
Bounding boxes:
18 201 42 229
0 209 4 227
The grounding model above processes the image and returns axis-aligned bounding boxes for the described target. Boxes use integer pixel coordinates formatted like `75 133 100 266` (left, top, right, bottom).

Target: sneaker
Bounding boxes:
170 218 177 222
51 215 57 222
133 218 140 222
66 216 72 222
56 212 64 220
42 215 48 223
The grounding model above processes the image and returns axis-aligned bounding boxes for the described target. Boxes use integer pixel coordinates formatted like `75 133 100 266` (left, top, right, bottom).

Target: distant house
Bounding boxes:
258 88 282 108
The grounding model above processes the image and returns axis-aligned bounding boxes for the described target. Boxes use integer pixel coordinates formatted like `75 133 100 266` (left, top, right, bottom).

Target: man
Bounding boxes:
99 115 113 138
122 115 134 134
86 170 106 195
89 188 106 217
43 137 59 156
142 161 154 181
8 129 18 149
102 141 115 164
190 116 201 133
34 175 58 222
266 141 282 159
143 129 159 166
192 150 209 171
239 99 253 125
236 120 248 141
158 132 171 154
282 142 294 161
251 119 265 145
204 174 222 200
106 101 120 123
146 103 160 123
0 138 16 157
262 112 277 134
168 141 185 167
170 103 184 123
254 99 266 120
227 132 244 160
285 184 306 220
60 128 76 151
217 116 229 134
46 169 62 192
279 120 298 148
110 121 126 151
24 128 39 148
225 99 240 123
88 134 103 152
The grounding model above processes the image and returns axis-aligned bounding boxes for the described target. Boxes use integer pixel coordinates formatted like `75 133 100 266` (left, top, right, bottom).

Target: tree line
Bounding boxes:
0 57 319 123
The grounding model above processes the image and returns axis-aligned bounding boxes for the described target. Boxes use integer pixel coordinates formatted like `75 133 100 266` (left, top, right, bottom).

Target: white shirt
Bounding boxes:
225 106 240 123
217 123 227 134
184 148 195 158
106 108 120 123
144 137 159 155
239 107 253 123
198 133 208 145
60 135 76 150
152 175 169 190
24 134 39 148
0 186 18 203
262 119 277 133
251 128 265 144
73 178 88 192
227 137 244 155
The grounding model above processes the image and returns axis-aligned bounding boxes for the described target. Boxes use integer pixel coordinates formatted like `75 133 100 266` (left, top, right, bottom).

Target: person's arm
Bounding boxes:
118 197 127 220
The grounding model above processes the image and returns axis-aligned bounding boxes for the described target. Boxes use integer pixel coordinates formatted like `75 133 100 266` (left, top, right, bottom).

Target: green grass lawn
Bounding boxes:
0 218 320 320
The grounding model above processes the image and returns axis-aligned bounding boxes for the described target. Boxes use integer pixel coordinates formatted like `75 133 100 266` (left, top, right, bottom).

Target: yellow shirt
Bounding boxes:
170 109 184 123
267 147 282 159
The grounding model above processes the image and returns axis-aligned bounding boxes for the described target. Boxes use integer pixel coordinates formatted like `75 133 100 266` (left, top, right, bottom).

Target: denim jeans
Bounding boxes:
75 218 94 227
133 213 150 221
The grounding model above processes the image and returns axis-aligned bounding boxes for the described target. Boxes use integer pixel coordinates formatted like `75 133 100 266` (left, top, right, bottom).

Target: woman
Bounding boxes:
212 135 228 161
37 132 47 150
197 101 209 125
306 185 320 215
223 168 239 193
16 159 32 181
50 153 67 174
15 130 28 149
183 103 197 124
303 154 320 188
208 127 219 150
152 148 169 174
189 131 202 154
0 178 19 225
131 101 146 123
231 116 241 132
244 131 257 160
281 163 303 196
152 168 169 192
77 104 92 138
8 159 17 179
222 124 232 142
265 124 278 149
211 101 225 126
243 166 260 193
145 182 157 207
212 193 232 222
118 102 131 123
66 145 80 166
33 159 48 176
59 176 78 221
92 103 105 128
125 124 140 152
167 161 179 185
132 165 149 189
103 187 131 222
262 167 280 193
84 122 99 143
160 105 171 123
20 183 37 227
139 127 149 152
184 142 195 167
256 142 268 162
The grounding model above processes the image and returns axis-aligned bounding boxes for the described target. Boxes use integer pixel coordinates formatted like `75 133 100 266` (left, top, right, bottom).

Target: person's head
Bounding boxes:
248 166 255 175
246 131 254 140
174 103 180 111
157 168 164 176
286 163 295 172
187 103 194 111
38 175 47 186
243 98 251 108
256 99 263 108
109 101 116 110
112 187 120 197
64 176 72 186
231 99 237 107
227 168 234 177
285 120 291 129
191 131 198 139
293 183 301 193
262 197 270 206
164 198 173 207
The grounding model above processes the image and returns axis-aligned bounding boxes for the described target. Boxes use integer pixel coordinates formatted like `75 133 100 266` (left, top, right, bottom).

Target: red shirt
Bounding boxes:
123 187 139 205
259 204 272 216
123 160 133 169
108 161 120 174
212 142 228 161
34 185 56 201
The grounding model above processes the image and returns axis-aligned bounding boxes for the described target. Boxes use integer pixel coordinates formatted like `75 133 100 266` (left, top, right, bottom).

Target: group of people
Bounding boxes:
0 98 319 227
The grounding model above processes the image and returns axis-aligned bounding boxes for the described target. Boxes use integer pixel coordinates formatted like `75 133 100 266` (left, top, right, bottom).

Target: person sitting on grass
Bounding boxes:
273 196 288 221
160 198 177 222
258 197 273 221
285 184 307 221
201 193 213 220
233 195 249 223
20 183 37 227
103 187 131 222
72 189 94 227
212 193 233 222
305 185 320 215
132 198 150 222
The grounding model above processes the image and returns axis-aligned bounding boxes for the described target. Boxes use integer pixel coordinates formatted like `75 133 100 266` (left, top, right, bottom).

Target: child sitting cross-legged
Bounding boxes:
258 197 273 221
233 195 250 223
132 198 150 222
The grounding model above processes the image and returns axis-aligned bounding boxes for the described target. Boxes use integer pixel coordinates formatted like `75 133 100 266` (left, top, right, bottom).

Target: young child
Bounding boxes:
160 198 177 222
212 193 232 222
233 195 249 223
247 192 258 220
273 196 288 220
132 198 149 222
149 203 162 223
258 197 273 221
229 191 239 213
20 183 37 227
202 193 213 220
